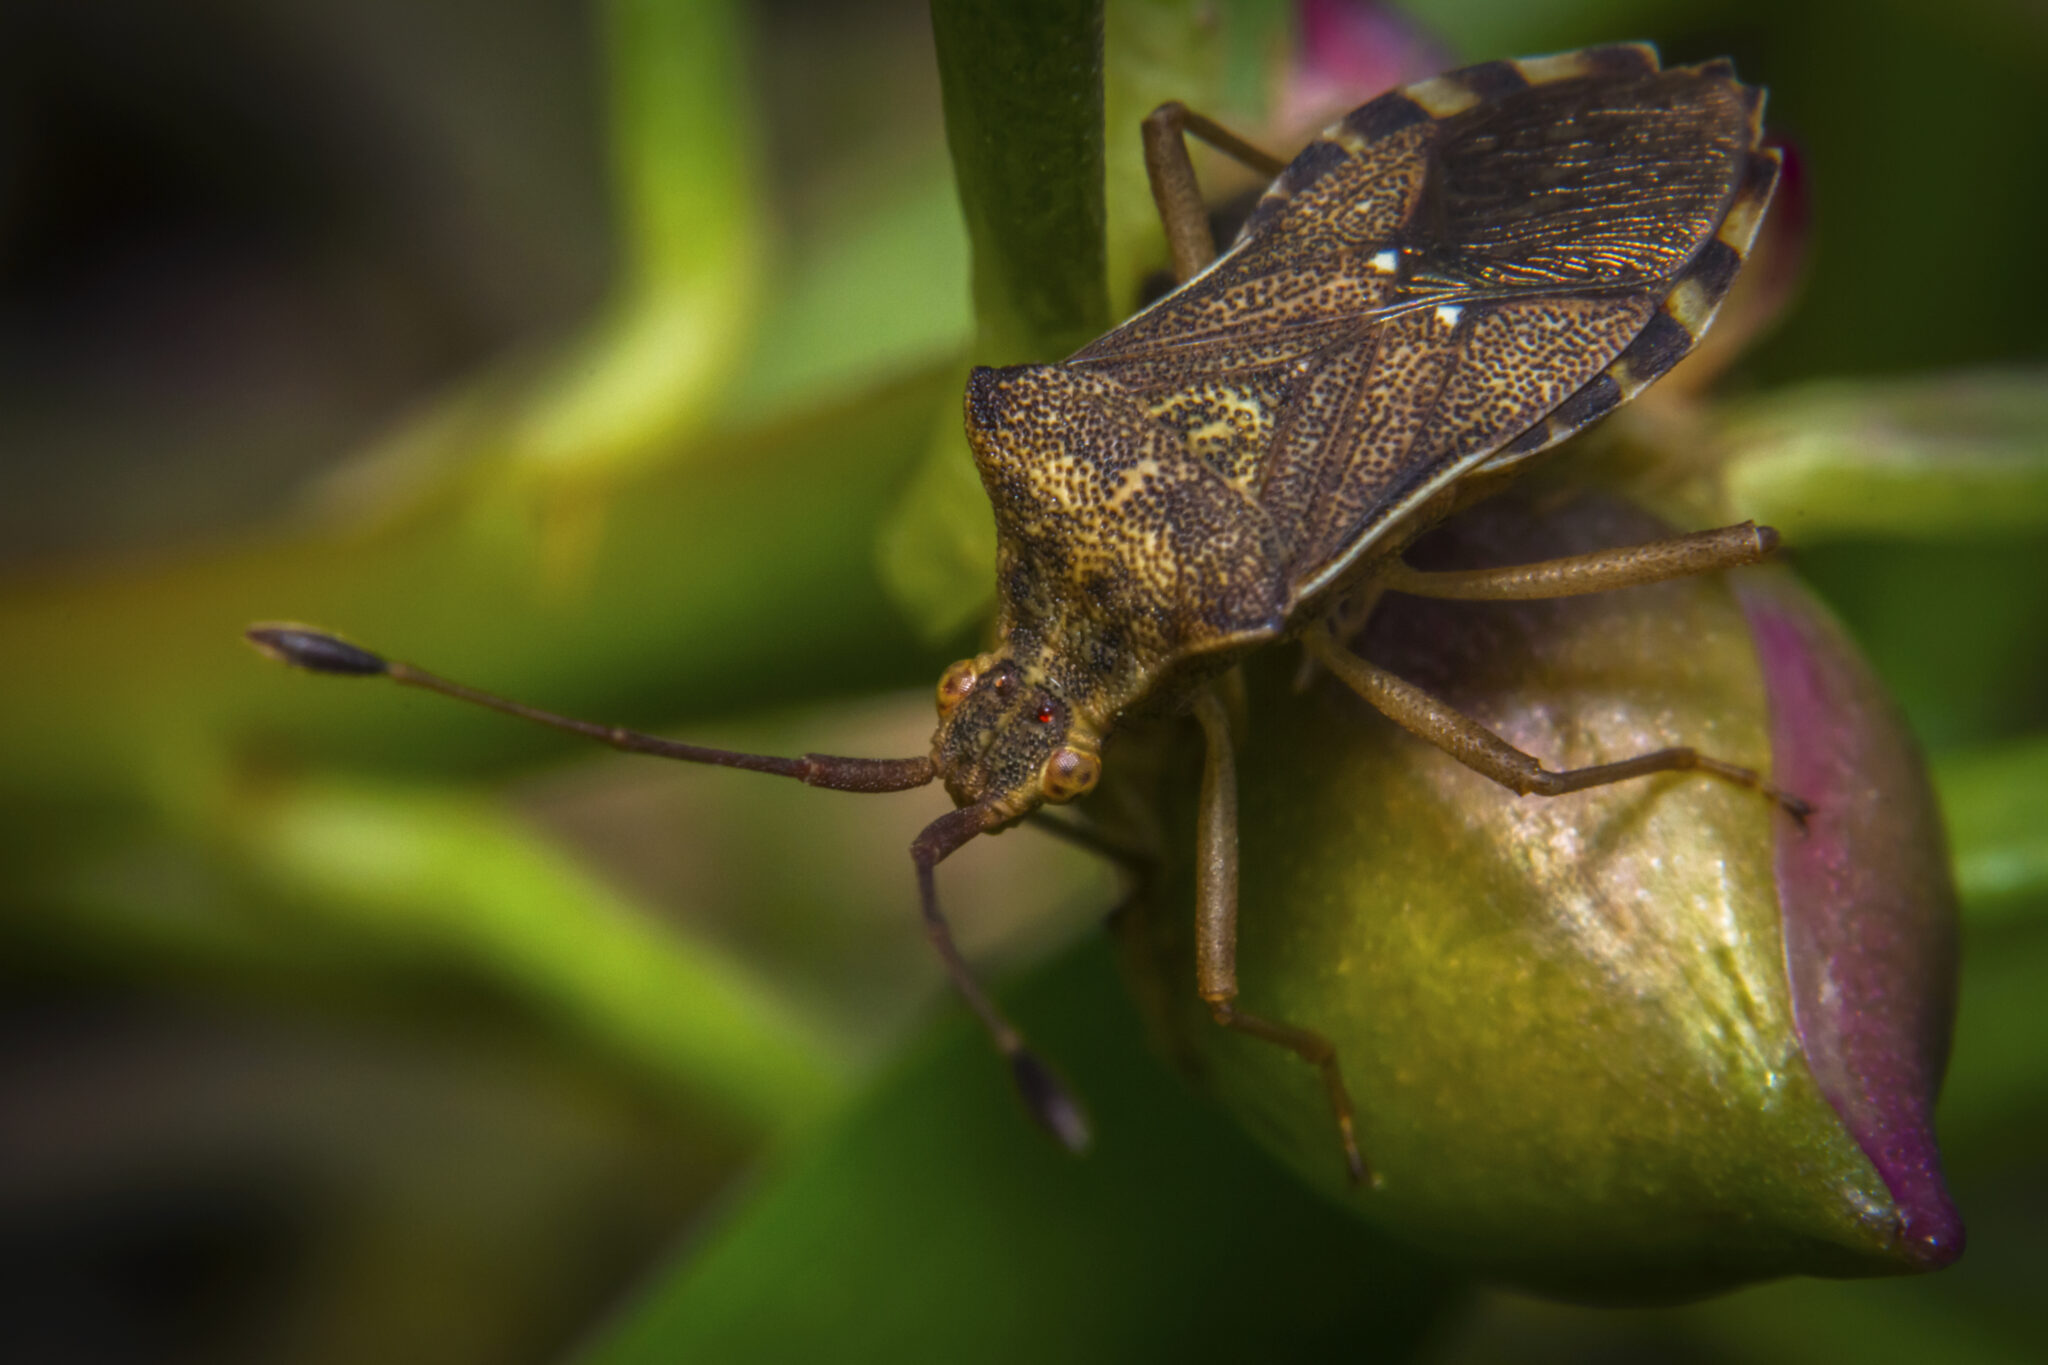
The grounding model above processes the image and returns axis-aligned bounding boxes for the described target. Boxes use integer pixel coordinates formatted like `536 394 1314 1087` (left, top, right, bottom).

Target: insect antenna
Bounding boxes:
913 802 1092 1153
244 625 937 792
253 623 1092 1150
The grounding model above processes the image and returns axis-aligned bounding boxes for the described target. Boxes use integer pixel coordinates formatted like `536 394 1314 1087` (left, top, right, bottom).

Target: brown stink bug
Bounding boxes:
248 44 1795 1183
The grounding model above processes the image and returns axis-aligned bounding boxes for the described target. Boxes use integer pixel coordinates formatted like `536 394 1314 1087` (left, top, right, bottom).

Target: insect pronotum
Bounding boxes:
250 44 1797 1183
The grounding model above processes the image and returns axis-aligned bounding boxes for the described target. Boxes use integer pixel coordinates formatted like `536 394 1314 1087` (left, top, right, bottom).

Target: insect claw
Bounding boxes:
1009 1048 1093 1154
1336 1111 1375 1188
1778 790 1817 830
245 625 389 677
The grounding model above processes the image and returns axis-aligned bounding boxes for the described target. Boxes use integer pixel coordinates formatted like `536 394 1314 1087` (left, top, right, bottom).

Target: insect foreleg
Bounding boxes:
1302 628 1813 820
1141 102 1285 283
1191 687 1368 1185
1376 522 1781 602
912 805 1093 1155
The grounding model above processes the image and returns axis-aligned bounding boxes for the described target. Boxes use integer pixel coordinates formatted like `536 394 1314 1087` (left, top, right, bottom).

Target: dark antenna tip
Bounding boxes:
245 624 389 677
1009 1048 1093 1154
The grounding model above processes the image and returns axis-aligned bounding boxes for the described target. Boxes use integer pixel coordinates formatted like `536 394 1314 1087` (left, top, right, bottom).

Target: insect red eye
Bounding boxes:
1036 704 1055 724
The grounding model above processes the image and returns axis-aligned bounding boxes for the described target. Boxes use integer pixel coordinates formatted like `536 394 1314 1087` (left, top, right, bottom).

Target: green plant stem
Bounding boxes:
932 0 1110 364
232 777 850 1137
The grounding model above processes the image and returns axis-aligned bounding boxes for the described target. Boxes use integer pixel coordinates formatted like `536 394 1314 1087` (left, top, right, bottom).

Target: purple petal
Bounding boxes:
1280 1 1452 134
1739 570 1965 1267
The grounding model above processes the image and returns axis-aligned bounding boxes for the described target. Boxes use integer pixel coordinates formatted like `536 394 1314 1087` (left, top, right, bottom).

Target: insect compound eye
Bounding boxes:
1039 746 1101 804
935 659 978 719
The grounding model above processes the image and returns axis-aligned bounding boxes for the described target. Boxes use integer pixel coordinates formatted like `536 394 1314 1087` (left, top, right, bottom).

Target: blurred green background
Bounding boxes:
1 0 2044 1361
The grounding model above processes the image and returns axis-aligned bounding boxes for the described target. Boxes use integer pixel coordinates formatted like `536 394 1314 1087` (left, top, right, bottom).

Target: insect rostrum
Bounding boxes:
249 44 1785 1184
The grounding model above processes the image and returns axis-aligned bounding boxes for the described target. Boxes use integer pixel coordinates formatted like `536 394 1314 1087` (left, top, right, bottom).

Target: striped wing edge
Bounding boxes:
1276 46 1780 603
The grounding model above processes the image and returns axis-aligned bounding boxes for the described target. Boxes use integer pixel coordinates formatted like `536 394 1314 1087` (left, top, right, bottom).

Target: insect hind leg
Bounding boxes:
1303 627 1812 821
1375 522 1780 602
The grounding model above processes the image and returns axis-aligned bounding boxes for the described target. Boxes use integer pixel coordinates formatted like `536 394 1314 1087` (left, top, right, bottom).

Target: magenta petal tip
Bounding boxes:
1740 571 1965 1269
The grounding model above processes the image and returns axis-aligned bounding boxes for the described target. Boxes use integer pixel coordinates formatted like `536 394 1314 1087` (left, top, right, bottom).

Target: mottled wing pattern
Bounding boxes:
1476 140 1781 476
1067 44 1777 605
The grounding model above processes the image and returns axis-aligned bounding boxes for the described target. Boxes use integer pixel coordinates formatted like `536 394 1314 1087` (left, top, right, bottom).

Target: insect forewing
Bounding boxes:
1069 45 1778 608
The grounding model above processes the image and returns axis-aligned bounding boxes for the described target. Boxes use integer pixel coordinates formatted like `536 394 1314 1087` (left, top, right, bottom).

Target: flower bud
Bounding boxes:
1114 489 1962 1301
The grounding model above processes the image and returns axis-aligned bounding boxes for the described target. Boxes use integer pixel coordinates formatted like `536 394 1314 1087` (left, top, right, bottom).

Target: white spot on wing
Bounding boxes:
1512 51 1592 85
1663 280 1710 336
1434 305 1463 328
1715 156 1779 251
1406 75 1480 118
1330 125 1371 155
1369 250 1399 274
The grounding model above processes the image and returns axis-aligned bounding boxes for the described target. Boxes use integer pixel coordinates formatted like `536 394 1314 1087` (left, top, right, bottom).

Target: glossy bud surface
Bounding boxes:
1116 490 1962 1301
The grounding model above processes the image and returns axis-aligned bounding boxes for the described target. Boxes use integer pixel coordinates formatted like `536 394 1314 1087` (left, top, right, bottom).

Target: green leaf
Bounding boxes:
1670 1253 2046 1365
731 166 974 416
20 773 847 1144
224 777 848 1138
501 0 762 484
576 938 1462 1365
307 0 767 517
1937 735 2048 927
0 373 949 812
1717 369 2048 543
1929 920 2048 1156
874 392 1002 646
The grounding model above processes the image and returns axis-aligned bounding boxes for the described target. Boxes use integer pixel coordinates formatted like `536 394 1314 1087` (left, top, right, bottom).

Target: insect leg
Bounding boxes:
1377 523 1780 602
912 805 1092 1155
1141 103 1285 283
1191 688 1369 1184
1303 628 1813 820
